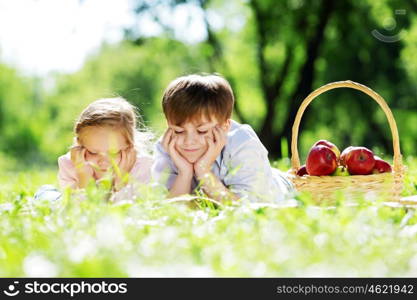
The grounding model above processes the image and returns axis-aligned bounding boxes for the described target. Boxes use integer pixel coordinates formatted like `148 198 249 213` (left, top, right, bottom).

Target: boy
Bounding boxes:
152 74 294 203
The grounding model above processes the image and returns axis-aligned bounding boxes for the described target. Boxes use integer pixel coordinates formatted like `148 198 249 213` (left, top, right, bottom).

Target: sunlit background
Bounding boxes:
1 0 417 168
0 0 214 75
2 0 417 278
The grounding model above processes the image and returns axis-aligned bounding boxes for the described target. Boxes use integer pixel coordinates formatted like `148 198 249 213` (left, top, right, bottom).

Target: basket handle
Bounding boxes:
291 80 403 173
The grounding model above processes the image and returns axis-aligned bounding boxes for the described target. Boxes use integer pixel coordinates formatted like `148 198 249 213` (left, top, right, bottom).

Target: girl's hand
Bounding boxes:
162 128 193 177
70 146 94 188
120 146 137 174
113 146 137 191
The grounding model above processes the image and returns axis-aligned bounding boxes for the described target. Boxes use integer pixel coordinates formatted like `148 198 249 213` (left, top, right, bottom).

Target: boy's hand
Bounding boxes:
70 146 94 188
162 128 193 176
194 125 227 179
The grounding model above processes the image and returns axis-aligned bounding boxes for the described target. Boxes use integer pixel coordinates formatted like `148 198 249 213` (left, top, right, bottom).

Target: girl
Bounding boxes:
57 97 153 199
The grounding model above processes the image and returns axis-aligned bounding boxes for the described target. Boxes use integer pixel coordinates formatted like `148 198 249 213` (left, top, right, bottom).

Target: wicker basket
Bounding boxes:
289 80 404 202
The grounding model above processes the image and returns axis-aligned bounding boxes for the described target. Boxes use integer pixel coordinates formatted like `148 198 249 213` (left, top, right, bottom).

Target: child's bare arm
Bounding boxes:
194 126 239 203
168 172 193 198
196 171 239 203
162 129 194 197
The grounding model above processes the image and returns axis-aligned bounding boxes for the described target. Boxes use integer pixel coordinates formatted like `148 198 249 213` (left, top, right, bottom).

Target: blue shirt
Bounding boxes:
151 120 294 202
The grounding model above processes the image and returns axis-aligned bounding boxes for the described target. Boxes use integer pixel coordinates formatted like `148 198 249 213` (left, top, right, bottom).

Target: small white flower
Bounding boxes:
23 254 58 277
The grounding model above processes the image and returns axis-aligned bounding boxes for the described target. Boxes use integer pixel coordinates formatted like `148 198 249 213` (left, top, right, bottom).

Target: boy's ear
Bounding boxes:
222 119 231 132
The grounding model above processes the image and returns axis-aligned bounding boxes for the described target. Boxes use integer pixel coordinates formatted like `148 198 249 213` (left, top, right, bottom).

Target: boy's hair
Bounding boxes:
162 74 234 125
74 97 152 154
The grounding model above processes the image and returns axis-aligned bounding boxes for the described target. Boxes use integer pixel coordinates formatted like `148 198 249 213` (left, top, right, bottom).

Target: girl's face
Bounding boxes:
78 126 129 178
169 116 230 163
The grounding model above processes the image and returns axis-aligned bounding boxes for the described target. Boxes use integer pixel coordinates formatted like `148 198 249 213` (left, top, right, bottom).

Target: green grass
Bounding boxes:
1 158 417 277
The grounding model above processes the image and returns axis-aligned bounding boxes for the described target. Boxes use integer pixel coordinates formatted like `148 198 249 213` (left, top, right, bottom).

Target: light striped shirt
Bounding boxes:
152 120 294 202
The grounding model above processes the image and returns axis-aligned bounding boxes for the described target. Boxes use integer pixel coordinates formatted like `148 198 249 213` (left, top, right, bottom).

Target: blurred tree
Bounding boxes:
4 0 417 165
0 63 41 161
131 0 417 159
41 39 209 162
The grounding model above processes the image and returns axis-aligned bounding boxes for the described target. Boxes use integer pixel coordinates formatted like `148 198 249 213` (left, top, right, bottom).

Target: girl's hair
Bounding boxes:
74 97 153 155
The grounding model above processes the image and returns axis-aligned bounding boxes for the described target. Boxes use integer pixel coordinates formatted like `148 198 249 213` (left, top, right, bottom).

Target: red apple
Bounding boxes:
306 145 338 176
345 147 375 175
340 146 355 167
296 165 308 176
372 156 392 174
314 139 340 158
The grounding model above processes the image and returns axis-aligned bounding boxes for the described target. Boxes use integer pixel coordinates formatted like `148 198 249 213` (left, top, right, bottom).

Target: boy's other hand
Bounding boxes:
194 125 227 179
163 128 193 176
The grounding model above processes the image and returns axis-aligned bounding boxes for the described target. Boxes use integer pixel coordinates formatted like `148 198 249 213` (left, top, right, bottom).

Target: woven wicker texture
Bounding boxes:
289 80 404 202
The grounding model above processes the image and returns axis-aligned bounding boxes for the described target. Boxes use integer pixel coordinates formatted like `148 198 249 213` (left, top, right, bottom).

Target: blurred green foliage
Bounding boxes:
0 64 42 162
1 0 417 168
2 0 417 278
38 39 210 163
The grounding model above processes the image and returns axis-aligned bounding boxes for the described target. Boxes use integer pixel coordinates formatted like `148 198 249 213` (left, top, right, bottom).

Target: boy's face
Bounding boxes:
168 116 230 163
